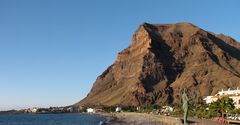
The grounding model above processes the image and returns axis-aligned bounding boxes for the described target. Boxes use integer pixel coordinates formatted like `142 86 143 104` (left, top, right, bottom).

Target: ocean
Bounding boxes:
0 113 106 125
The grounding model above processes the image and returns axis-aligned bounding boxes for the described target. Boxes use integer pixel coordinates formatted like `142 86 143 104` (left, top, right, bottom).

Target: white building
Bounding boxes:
161 106 174 116
31 108 38 113
86 108 95 113
67 107 73 112
115 107 122 112
204 88 240 109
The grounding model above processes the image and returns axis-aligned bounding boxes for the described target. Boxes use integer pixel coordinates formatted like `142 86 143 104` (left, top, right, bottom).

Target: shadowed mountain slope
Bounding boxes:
75 23 240 106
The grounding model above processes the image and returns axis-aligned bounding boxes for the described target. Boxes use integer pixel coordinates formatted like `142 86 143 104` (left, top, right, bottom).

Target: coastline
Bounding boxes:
99 112 233 125
1 111 238 125
99 112 182 125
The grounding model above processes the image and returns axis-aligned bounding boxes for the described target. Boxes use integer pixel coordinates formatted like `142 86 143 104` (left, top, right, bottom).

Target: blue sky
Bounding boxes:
0 0 239 110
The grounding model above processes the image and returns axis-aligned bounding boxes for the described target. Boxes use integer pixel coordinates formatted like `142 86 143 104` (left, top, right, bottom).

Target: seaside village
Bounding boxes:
19 88 240 122
204 88 240 109
20 107 74 114
82 88 240 122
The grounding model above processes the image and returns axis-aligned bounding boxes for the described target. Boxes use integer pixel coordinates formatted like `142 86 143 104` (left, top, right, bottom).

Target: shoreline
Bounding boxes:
1 112 238 125
99 112 235 125
103 112 182 125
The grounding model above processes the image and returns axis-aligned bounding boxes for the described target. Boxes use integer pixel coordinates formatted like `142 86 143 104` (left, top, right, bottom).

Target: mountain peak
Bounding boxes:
75 23 240 107
139 22 205 42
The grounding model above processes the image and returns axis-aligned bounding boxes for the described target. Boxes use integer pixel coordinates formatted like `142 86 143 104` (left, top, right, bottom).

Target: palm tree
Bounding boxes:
210 96 235 118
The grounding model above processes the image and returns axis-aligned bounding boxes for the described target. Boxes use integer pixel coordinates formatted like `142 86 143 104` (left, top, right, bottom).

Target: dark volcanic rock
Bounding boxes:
75 23 240 106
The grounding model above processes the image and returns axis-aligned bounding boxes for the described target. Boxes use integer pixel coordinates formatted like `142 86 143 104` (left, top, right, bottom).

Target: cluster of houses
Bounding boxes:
86 106 122 113
22 107 38 113
21 107 74 113
204 88 240 109
19 88 240 115
85 88 240 115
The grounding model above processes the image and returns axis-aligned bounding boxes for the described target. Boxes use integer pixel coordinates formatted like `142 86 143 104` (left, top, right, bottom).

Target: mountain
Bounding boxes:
75 23 240 106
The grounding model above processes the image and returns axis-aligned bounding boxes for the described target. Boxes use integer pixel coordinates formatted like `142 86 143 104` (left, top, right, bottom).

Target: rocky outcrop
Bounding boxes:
75 22 240 106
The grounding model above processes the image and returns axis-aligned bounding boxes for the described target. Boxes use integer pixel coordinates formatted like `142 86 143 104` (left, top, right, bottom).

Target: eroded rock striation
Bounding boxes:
76 23 240 106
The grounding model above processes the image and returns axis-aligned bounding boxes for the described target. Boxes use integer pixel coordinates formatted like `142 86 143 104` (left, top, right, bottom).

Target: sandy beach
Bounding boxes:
103 112 238 125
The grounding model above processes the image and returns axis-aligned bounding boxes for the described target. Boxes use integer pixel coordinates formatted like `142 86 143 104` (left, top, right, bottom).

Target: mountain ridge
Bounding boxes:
75 22 240 107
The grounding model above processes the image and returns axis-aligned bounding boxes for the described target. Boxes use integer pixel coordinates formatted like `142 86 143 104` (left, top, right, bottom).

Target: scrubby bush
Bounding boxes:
102 106 116 112
122 105 137 112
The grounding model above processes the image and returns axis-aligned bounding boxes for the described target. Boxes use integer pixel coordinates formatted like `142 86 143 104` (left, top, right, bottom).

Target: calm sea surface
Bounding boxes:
0 113 106 125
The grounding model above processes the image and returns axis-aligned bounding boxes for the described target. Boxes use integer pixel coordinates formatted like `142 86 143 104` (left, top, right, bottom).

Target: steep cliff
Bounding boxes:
76 23 240 106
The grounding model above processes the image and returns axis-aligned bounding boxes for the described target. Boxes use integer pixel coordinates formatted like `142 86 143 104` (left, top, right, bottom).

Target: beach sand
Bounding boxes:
103 112 236 125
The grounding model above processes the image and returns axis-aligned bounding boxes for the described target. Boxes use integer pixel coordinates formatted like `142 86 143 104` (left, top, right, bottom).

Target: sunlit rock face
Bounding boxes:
75 23 240 106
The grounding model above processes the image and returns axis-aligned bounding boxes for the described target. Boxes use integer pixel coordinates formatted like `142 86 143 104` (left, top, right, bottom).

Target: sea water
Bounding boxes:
0 113 106 125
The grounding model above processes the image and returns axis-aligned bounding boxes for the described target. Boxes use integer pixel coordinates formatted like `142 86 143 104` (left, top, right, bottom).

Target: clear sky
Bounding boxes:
0 0 239 111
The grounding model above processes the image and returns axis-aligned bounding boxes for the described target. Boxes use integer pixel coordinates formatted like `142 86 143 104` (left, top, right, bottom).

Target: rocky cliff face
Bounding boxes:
76 23 240 106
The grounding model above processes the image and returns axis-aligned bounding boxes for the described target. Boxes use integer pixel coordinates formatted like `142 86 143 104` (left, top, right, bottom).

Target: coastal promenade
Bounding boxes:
104 112 240 125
